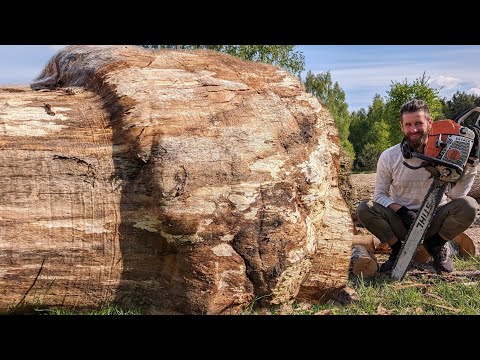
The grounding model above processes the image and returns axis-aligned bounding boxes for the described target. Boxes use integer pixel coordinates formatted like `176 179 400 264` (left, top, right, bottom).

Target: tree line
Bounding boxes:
141 45 480 172
330 73 480 172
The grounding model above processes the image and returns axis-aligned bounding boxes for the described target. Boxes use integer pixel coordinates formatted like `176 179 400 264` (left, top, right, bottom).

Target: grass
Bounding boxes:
18 304 144 315
43 305 144 315
19 254 480 315
246 255 480 315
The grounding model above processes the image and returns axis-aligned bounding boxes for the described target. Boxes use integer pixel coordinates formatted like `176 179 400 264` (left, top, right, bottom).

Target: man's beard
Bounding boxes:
406 130 429 152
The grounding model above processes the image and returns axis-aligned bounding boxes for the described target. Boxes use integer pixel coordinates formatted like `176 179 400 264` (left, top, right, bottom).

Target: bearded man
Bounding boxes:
357 99 478 273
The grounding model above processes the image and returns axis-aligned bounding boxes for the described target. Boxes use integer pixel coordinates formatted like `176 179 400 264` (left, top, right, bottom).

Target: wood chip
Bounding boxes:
376 304 393 315
314 309 333 315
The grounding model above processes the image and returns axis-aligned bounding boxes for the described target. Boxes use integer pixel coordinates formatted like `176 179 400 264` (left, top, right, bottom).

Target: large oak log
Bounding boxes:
0 46 352 314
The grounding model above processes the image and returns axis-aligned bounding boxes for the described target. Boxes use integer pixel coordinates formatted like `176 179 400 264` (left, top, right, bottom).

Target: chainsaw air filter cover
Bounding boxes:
424 120 474 170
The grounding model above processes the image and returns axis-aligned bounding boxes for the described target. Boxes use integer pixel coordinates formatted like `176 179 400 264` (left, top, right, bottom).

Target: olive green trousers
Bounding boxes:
356 196 478 243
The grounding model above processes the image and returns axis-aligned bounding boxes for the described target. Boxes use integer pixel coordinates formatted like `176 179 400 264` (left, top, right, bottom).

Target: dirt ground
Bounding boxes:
349 173 480 255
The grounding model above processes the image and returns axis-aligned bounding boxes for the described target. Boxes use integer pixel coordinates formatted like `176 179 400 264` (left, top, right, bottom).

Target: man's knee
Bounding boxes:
463 196 478 222
452 196 478 222
357 200 373 221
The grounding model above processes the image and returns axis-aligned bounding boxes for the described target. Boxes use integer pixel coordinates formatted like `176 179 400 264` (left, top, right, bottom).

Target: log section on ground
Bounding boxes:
0 46 352 314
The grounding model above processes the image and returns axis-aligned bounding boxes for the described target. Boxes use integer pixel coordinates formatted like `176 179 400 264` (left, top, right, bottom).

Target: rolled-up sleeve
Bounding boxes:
447 165 478 199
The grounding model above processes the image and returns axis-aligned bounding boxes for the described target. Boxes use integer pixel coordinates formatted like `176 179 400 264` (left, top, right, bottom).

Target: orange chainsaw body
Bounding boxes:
424 120 473 168
424 119 467 162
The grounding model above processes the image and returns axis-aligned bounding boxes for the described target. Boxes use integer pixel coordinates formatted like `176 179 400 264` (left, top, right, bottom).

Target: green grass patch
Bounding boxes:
245 255 480 315
26 304 144 315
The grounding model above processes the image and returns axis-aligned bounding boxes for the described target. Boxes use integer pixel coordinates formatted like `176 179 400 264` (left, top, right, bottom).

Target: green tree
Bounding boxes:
304 70 355 159
349 108 368 157
349 95 390 171
369 96 391 152
141 45 305 75
355 143 383 171
442 91 480 126
384 73 443 145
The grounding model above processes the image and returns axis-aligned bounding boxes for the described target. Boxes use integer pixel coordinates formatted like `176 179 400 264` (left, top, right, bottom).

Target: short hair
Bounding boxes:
400 99 431 121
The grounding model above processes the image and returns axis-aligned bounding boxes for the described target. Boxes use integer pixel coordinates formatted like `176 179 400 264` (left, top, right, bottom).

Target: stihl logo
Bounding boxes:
415 201 433 229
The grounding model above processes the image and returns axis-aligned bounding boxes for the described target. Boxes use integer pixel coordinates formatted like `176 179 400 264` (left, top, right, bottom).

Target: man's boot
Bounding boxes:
379 240 402 272
424 233 454 273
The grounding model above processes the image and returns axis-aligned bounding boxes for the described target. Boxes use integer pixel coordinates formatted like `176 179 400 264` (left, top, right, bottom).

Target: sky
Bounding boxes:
1 45 480 112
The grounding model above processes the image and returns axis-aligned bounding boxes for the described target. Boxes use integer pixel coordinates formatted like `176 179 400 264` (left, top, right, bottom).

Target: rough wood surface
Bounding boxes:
351 245 378 277
0 45 352 314
0 86 120 311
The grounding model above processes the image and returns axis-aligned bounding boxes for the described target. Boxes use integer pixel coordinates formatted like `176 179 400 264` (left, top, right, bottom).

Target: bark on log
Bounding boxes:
350 245 378 277
0 45 352 314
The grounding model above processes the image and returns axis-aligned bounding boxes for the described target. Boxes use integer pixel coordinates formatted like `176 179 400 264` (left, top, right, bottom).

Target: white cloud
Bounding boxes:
467 88 480 96
306 62 480 110
286 45 480 110
430 75 461 89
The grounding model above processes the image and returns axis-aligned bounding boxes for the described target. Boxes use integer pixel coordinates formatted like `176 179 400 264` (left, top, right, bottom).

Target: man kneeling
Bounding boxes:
357 100 478 273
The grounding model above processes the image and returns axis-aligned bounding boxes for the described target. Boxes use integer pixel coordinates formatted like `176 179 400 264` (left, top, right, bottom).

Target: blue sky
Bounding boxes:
1 45 480 112
298 45 480 111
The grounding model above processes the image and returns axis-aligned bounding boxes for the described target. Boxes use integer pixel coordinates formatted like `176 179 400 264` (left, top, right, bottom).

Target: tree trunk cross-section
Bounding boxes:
0 46 353 314
351 245 378 277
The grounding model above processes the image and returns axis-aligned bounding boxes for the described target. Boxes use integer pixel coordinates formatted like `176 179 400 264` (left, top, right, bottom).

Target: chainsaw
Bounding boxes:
391 107 480 280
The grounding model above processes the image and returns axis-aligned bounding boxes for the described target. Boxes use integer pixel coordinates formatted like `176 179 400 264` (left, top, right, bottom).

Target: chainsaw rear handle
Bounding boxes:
454 106 480 126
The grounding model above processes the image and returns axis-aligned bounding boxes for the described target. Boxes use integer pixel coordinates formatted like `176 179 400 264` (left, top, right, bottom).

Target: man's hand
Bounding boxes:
467 125 480 167
396 206 416 229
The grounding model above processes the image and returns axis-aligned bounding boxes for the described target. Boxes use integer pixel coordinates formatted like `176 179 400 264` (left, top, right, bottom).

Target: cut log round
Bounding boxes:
351 245 378 277
413 244 431 264
352 235 378 254
453 233 476 258
352 234 392 254
0 46 353 314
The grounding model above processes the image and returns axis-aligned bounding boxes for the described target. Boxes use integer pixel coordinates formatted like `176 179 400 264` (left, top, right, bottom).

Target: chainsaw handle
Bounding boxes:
454 106 480 126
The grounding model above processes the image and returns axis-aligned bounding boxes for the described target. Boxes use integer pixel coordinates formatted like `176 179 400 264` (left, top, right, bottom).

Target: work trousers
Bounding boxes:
356 196 478 244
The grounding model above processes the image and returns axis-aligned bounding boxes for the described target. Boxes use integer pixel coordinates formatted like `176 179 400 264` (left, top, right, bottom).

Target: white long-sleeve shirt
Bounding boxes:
374 143 477 211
